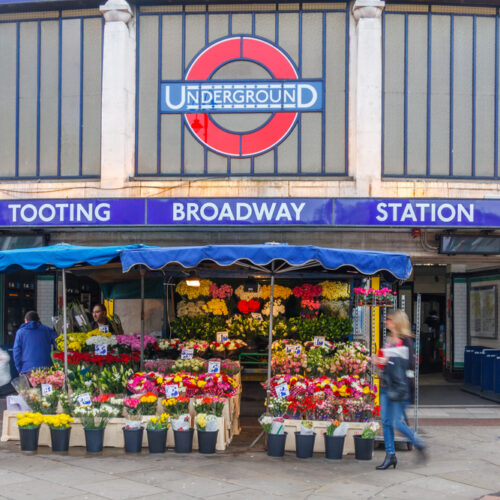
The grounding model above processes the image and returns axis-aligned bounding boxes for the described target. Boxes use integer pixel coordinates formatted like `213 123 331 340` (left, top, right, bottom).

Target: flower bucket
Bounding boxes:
147 429 167 454
354 435 374 460
173 429 194 453
266 432 287 457
123 427 144 453
50 427 71 452
84 428 104 453
324 434 345 460
197 430 218 454
19 427 40 451
294 432 316 459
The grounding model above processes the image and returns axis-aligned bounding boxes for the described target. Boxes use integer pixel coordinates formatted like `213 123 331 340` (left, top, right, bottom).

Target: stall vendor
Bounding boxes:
91 304 115 334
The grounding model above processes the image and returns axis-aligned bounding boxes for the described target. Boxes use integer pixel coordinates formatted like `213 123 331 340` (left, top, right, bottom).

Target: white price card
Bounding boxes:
181 348 194 359
77 393 92 406
95 344 108 356
251 313 263 322
166 384 179 398
208 361 221 374
75 314 85 327
285 344 294 354
216 331 229 343
294 345 302 355
275 383 290 398
99 324 110 334
313 336 325 347
41 383 53 396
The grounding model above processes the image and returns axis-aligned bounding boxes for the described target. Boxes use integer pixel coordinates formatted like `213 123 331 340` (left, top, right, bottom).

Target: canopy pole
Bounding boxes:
140 267 145 371
266 265 275 414
62 268 68 390
162 272 167 339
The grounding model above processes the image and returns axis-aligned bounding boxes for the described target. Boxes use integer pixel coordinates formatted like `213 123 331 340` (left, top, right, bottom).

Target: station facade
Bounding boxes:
1 0 500 380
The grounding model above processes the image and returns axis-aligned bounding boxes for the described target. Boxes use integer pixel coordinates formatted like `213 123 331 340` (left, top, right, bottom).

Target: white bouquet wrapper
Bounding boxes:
205 414 218 432
124 418 142 429
333 422 348 437
270 419 285 435
300 422 314 435
171 414 191 431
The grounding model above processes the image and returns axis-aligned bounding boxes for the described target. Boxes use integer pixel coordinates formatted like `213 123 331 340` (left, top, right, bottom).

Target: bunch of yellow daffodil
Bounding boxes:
43 414 74 429
147 413 170 430
16 412 44 429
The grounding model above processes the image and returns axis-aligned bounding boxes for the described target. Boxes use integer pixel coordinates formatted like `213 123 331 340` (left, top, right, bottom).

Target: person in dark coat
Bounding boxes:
13 310 58 375
374 309 426 470
91 304 115 333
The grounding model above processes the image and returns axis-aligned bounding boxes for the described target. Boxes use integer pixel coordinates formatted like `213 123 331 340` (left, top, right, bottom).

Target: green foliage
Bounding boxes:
171 316 227 340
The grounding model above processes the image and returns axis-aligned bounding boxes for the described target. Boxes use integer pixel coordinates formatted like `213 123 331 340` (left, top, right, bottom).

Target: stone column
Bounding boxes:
99 0 135 189
350 0 385 196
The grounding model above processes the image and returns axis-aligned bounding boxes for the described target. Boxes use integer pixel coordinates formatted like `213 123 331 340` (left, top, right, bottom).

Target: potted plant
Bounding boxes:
195 413 218 454
146 413 170 453
324 419 345 460
16 412 43 451
162 396 193 453
295 420 316 459
123 397 145 453
75 406 117 453
354 421 379 460
43 414 74 452
259 414 287 457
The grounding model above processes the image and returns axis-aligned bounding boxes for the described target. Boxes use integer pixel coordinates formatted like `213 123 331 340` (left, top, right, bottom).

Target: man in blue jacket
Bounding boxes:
13 310 58 374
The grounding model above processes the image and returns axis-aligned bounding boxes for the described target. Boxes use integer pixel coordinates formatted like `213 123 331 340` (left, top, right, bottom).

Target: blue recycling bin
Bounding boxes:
464 346 485 385
495 356 500 394
472 349 486 387
481 350 500 392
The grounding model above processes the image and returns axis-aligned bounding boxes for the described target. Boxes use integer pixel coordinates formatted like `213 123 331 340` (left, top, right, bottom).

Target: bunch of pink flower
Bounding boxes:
293 283 322 300
330 343 370 377
28 368 65 389
126 371 162 395
272 349 306 375
117 334 157 351
209 283 233 299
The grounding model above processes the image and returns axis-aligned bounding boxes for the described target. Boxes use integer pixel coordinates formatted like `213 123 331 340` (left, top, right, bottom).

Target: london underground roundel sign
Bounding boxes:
160 36 324 158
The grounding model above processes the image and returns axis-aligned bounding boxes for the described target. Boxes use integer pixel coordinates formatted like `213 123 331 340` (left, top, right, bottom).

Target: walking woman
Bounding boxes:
374 309 426 470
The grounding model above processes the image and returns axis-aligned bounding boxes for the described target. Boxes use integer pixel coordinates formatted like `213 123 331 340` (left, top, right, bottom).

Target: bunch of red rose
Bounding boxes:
237 299 260 314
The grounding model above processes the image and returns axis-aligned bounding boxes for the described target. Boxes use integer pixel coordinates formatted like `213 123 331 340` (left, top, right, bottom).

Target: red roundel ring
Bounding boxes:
184 36 298 157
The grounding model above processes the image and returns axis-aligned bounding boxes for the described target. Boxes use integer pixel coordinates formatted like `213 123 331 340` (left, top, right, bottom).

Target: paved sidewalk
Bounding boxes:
1 424 500 500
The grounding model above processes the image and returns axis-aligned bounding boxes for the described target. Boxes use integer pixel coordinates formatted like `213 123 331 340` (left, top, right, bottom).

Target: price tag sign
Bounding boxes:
99 324 110 334
294 345 302 355
313 336 325 347
181 348 194 359
216 331 229 343
285 345 294 354
166 384 179 398
41 384 53 396
95 344 108 356
251 313 263 322
77 393 92 406
208 361 221 374
75 314 85 327
275 383 290 398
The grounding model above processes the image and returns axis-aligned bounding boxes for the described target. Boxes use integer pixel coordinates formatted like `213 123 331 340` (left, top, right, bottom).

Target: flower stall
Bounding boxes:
1 243 412 455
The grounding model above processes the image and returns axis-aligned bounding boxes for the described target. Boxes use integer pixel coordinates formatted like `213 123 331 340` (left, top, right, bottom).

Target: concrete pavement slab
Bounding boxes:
160 475 243 498
1 479 87 500
71 478 165 500
403 476 491 497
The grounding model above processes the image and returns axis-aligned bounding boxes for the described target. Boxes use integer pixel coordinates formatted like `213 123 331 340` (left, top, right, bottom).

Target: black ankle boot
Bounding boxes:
376 454 397 470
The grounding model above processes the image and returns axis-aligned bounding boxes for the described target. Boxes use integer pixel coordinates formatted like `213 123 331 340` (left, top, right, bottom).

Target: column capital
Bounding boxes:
352 0 385 22
100 0 133 24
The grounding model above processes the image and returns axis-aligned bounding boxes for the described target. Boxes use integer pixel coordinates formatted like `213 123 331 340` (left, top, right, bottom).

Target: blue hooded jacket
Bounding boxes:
13 321 58 374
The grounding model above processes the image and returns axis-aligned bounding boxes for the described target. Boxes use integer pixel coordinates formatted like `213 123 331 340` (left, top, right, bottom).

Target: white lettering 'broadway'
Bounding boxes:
170 201 308 223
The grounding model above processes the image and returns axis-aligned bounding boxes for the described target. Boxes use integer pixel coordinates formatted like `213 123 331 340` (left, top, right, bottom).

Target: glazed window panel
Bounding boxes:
383 9 500 179
0 14 102 179
136 5 349 177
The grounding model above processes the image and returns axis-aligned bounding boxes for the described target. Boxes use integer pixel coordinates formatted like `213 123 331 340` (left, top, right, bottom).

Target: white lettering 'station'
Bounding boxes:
172 201 306 223
375 202 475 224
